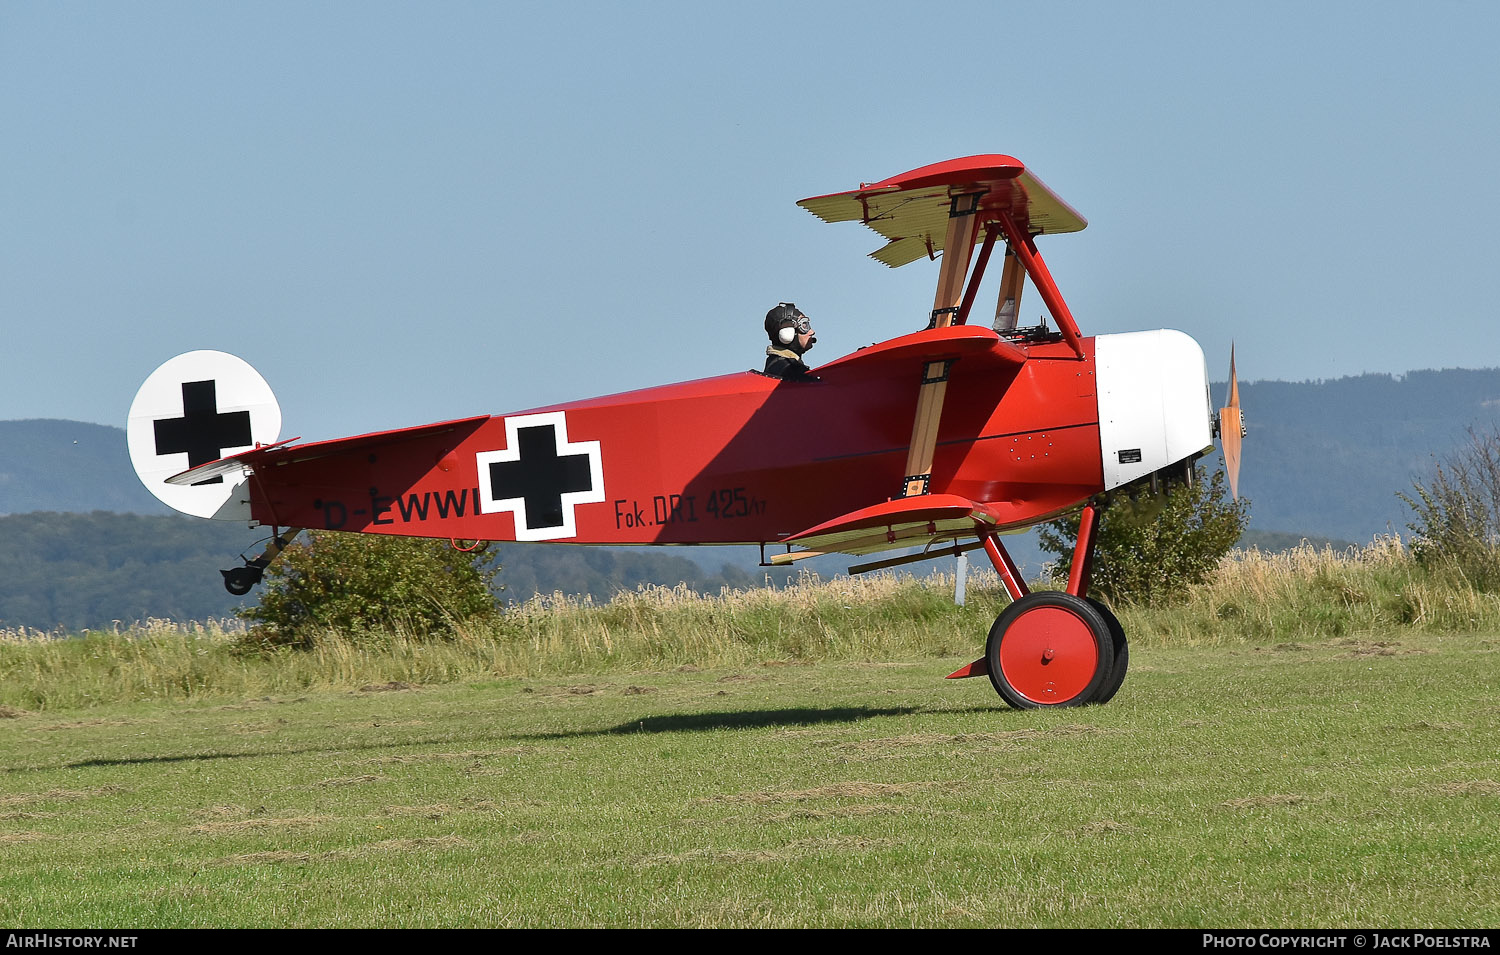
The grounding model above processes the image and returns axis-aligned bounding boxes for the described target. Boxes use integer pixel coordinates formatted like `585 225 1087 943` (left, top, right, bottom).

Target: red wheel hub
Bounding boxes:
997 605 1100 704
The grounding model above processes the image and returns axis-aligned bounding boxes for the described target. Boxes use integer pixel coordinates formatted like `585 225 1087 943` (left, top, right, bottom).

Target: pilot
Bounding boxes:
763 303 817 380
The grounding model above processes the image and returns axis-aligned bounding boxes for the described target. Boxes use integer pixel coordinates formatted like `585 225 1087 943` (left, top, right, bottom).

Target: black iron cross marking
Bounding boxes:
152 379 252 486
486 424 594 529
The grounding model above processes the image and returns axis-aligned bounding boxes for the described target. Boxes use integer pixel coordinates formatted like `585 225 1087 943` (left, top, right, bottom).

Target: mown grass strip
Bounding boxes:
1 628 1498 927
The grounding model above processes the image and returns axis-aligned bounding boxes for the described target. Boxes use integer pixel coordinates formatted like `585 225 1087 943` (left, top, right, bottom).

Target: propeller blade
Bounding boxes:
1218 345 1242 500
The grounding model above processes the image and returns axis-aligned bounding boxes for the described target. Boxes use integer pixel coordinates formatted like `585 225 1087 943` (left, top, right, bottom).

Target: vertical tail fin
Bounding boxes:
126 350 282 520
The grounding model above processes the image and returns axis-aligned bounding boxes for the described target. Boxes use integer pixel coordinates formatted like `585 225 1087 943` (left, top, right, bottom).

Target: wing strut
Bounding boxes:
996 211 1086 359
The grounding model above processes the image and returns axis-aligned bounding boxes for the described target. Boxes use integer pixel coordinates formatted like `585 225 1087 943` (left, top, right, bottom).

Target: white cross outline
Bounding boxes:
475 411 605 542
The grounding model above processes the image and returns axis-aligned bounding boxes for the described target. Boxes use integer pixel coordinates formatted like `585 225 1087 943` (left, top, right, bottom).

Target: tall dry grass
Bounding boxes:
1116 536 1500 646
0 572 1007 710
4 538 1498 711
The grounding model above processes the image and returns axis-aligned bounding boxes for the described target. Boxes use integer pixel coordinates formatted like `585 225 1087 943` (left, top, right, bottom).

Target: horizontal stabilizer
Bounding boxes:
165 438 298 485
166 415 490 486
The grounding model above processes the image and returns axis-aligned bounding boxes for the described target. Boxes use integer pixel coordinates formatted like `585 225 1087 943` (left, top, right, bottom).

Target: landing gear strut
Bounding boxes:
948 502 1129 707
220 527 303 596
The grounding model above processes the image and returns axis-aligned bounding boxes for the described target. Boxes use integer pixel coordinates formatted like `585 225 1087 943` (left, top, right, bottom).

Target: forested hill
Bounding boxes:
0 512 250 629
0 512 764 631
1212 368 1500 541
0 420 169 515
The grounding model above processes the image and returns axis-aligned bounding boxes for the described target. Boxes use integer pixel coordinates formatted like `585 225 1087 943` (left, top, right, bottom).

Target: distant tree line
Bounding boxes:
0 512 253 630
0 512 771 632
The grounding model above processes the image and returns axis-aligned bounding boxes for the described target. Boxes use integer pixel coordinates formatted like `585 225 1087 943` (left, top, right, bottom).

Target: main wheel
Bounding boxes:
986 592 1115 709
1085 597 1130 705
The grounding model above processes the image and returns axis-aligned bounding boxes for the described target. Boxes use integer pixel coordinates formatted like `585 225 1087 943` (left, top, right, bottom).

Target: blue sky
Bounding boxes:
4 1 1498 442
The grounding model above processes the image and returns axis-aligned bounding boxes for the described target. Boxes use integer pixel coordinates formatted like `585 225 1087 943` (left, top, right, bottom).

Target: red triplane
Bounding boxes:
129 154 1243 709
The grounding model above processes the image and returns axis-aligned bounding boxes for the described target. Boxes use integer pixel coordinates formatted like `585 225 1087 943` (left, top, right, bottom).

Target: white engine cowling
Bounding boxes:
1094 329 1214 491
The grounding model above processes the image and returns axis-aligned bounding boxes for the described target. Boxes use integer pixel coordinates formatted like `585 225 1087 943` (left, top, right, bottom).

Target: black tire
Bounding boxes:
221 566 261 596
985 591 1115 709
1085 597 1130 705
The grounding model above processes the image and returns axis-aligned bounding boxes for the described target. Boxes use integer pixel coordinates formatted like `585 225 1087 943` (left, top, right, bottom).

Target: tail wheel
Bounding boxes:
220 565 264 596
1085 597 1130 705
986 592 1115 709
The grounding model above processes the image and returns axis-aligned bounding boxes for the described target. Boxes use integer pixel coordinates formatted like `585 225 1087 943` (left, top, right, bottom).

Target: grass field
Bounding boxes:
3 625 1498 927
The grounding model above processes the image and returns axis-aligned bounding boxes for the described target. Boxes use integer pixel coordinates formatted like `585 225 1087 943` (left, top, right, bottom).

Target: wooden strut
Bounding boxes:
900 359 954 497
930 192 983 328
994 245 1025 331
906 192 997 498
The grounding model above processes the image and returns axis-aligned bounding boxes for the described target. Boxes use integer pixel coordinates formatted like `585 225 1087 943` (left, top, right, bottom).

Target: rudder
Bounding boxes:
126 350 282 520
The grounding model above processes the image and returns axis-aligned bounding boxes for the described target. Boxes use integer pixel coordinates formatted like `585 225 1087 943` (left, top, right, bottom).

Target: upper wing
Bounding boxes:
797 154 1087 268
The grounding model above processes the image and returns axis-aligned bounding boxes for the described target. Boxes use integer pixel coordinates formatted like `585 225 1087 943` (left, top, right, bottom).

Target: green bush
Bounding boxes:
237 532 500 647
1400 426 1500 587
1038 466 1249 606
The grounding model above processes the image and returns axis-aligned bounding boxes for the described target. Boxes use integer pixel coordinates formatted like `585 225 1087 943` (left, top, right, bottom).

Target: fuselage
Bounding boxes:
244 330 1212 546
